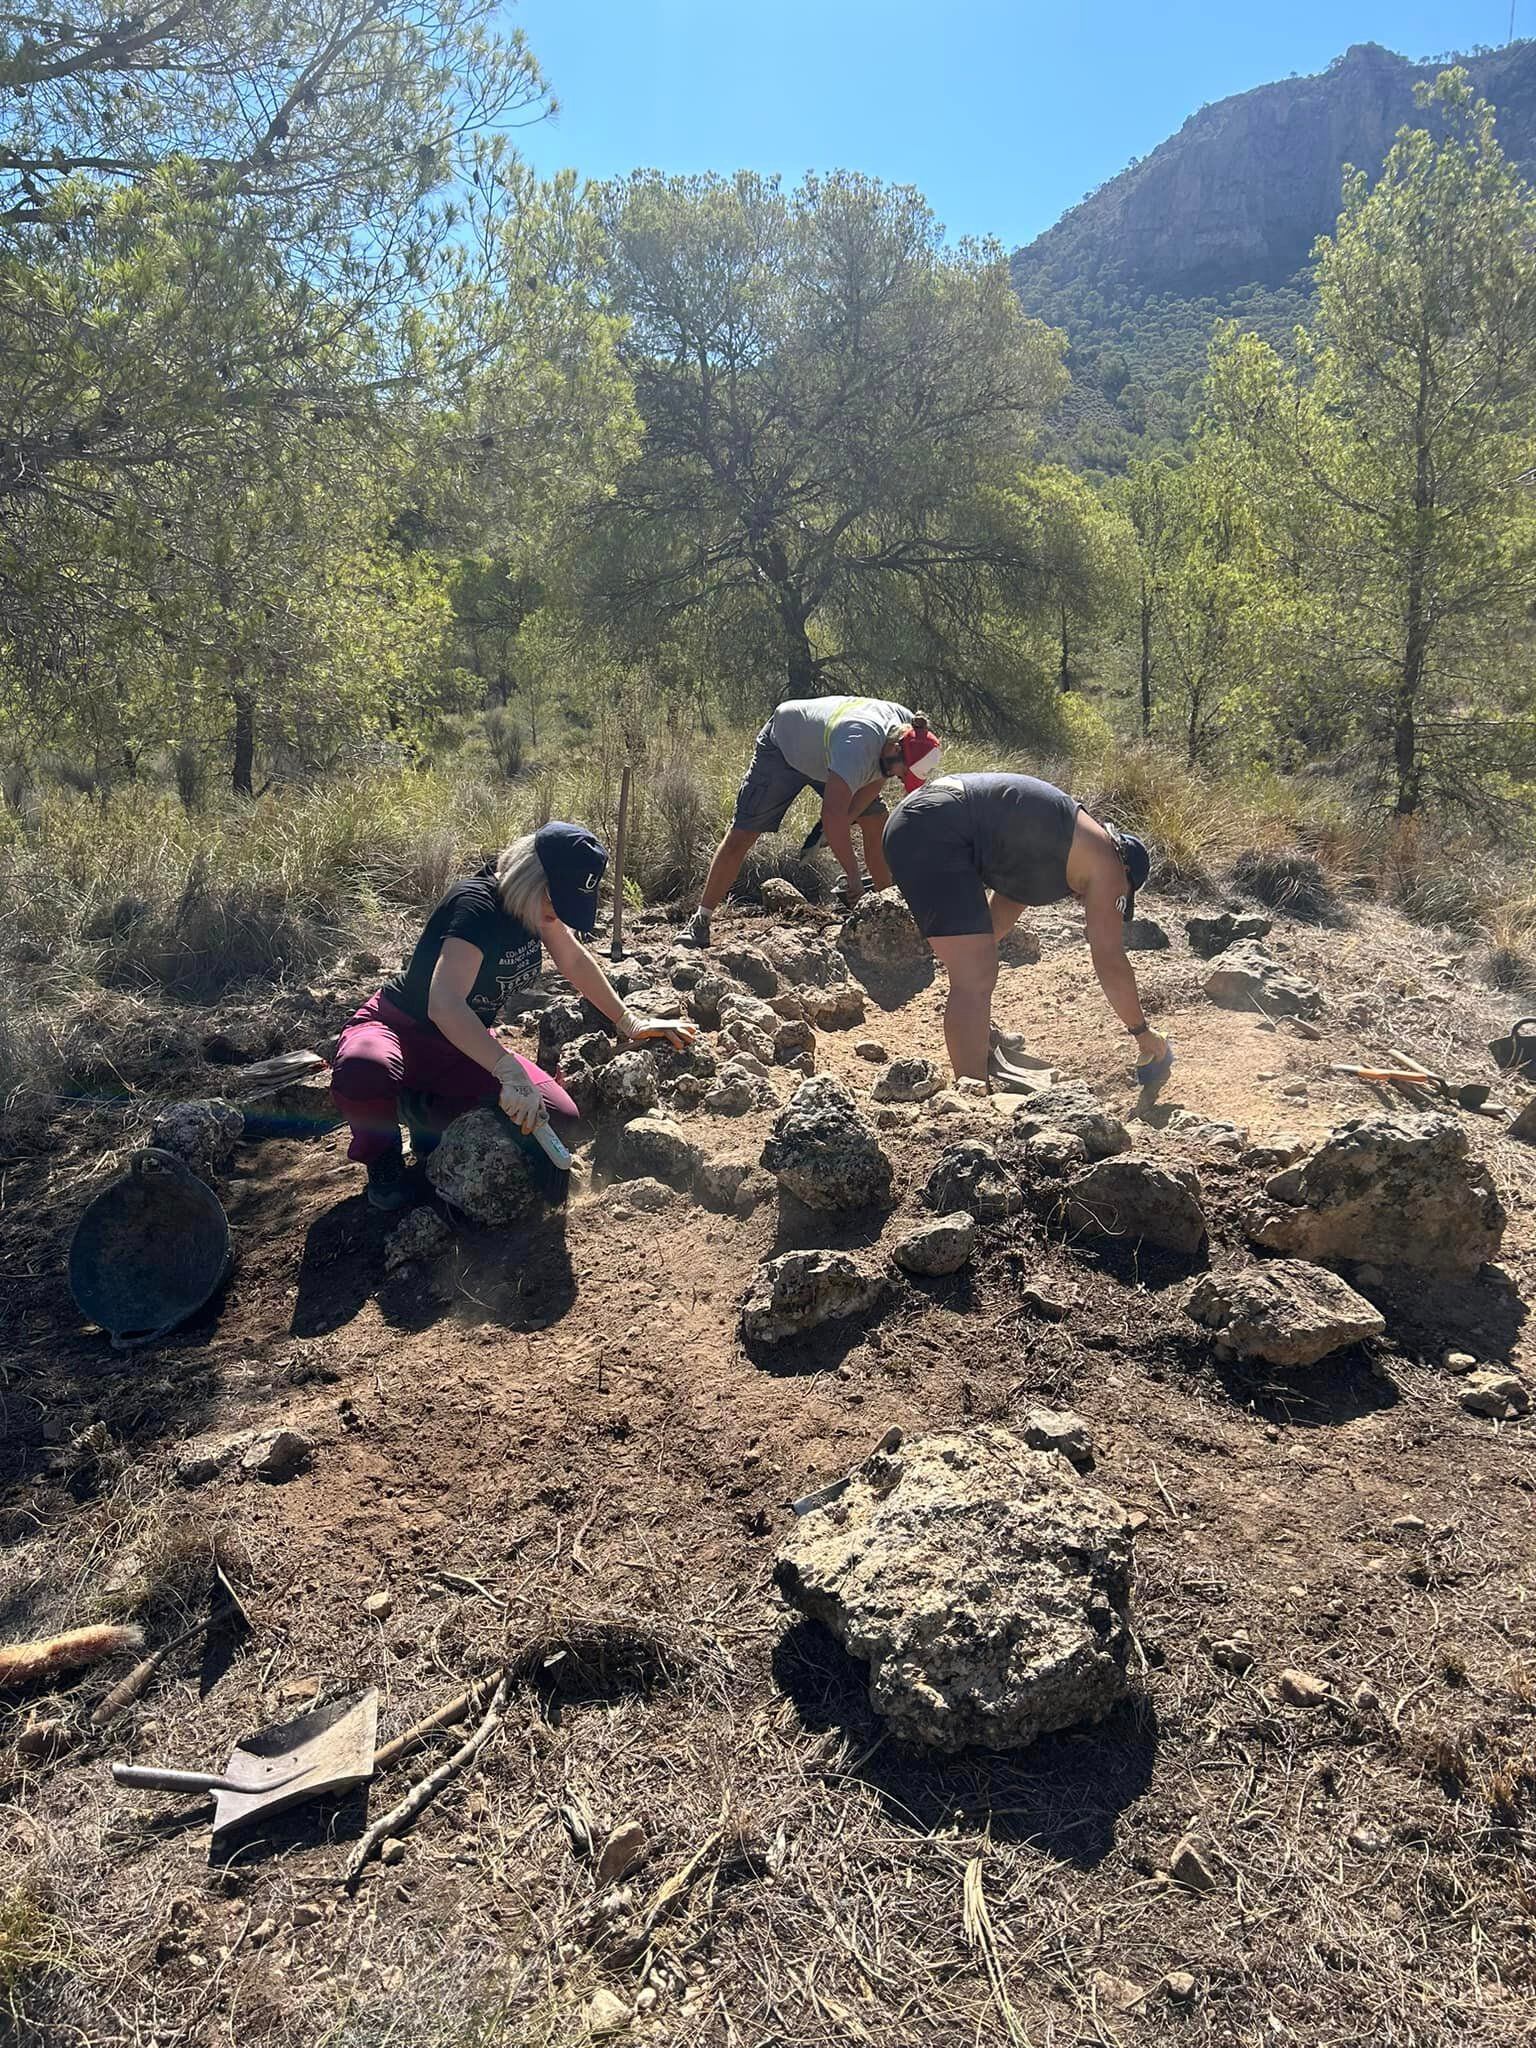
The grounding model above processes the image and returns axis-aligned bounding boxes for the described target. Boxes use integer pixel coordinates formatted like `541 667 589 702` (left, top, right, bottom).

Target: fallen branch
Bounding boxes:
373 1673 501 1774
342 1671 512 1890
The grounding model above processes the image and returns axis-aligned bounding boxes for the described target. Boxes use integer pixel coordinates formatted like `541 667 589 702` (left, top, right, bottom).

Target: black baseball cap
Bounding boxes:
535 821 607 933
1105 823 1151 921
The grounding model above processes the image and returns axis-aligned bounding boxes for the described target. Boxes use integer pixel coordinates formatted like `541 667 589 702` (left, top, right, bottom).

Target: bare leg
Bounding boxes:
698 827 760 912
927 933 1000 1083
988 890 1027 941
860 810 894 890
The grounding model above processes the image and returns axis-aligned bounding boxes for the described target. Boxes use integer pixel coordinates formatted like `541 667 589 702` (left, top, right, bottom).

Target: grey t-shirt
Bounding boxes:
769 695 912 791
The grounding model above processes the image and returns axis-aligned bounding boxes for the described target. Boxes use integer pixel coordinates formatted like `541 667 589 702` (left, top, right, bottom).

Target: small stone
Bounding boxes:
873 1056 942 1104
1352 1684 1382 1714
383 1206 452 1274
596 1820 648 1886
741 1248 889 1343
608 1176 674 1214
278 1675 320 1705
1090 1969 1149 2013
854 1040 889 1063
1210 1634 1254 1674
1277 1667 1330 1708
759 876 807 912
15 1717 68 1758
1389 1515 1426 1535
291 1902 323 1929
1280 1079 1309 1100
1168 1837 1218 1893
584 1987 632 2036
250 1918 279 1946
1021 1407 1093 1470
1443 1350 1478 1374
364 1591 393 1621
1163 1970 1200 2006
892 1214 977 1277
1460 1370 1530 1419
240 1428 312 1481
1020 1279 1071 1321
1348 1821 1391 1854
380 1837 407 1866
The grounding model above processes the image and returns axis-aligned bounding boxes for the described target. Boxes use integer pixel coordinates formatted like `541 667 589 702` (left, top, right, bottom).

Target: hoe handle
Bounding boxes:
112 1763 229 1796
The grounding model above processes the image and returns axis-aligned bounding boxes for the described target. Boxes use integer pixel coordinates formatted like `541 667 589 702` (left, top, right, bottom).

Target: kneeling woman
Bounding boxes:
332 822 692 1209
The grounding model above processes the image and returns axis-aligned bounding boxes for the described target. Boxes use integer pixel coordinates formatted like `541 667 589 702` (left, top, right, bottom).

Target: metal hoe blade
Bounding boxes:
210 1690 378 1851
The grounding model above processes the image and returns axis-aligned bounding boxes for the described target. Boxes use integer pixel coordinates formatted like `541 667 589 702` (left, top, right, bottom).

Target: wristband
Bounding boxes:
1127 1019 1150 1036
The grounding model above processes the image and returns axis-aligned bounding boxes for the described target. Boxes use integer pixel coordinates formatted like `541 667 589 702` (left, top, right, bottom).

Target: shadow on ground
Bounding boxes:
773 1618 1157 1865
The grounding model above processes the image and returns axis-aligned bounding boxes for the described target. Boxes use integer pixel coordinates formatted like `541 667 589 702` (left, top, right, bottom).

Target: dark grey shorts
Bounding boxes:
885 781 992 938
732 727 887 835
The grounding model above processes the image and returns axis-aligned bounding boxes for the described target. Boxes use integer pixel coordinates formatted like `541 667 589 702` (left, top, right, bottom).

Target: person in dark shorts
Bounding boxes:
884 773 1172 1093
331 823 695 1209
679 697 942 945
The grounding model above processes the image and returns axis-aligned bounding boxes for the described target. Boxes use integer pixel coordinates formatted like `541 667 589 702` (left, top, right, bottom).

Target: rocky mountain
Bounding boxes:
1012 41 1536 453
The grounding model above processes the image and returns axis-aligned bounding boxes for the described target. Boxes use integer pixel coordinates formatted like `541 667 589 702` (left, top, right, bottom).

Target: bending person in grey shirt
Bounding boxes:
680 697 941 947
884 773 1172 1094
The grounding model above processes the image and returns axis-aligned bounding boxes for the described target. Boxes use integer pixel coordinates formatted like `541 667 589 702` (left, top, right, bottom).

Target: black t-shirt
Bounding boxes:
383 865 542 1029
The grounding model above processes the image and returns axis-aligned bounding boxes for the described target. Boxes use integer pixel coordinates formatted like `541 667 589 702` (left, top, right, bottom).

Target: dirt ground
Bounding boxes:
2 888 1535 2048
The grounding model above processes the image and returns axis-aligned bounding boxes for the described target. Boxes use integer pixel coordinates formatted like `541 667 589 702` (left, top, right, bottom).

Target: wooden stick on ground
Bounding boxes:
372 1674 500 1774
342 1672 512 1890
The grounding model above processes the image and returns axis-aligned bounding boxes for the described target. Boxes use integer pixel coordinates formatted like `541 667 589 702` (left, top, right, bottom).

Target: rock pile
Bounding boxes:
774 1426 1136 1753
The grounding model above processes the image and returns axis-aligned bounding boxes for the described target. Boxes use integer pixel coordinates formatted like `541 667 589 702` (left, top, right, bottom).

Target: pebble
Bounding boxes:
1210 1634 1254 1674
1277 1667 1330 1708
1460 1370 1531 1419
380 1837 407 1866
1443 1351 1478 1374
1090 1969 1148 2012
1168 1837 1218 1893
1021 1280 1071 1321
853 1040 889 1063
241 1428 312 1480
596 1820 648 1886
1280 1080 1309 1100
291 1903 323 1929
1163 1970 1199 2006
584 1987 633 2035
1348 1822 1391 1853
364 1590 393 1621
1389 1515 1426 1535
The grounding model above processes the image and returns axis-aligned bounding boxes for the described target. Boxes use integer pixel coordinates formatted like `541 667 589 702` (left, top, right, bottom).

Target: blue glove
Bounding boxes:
1136 1038 1175 1097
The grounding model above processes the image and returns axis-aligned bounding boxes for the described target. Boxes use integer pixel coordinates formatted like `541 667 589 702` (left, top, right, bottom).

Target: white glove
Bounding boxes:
618 1008 697 1051
493 1053 542 1134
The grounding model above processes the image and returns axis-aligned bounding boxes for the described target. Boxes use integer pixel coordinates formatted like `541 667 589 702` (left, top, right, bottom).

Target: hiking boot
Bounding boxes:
678 907 712 948
399 1088 441 1161
365 1147 413 1211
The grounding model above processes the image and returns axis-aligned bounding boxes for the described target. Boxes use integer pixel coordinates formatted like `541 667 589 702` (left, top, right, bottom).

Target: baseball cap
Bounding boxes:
535 821 607 933
1105 823 1151 921
897 725 943 792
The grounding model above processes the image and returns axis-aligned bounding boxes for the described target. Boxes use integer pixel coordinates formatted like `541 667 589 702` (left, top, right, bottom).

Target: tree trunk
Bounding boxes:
1058 605 1072 693
753 537 818 695
1139 580 1153 737
231 688 256 798
1394 340 1435 819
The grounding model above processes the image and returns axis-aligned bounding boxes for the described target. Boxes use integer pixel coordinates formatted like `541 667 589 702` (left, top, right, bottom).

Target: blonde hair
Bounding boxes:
495 834 550 928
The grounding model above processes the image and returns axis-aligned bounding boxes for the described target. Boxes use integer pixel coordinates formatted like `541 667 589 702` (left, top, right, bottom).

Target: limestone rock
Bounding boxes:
773 1426 1135 1753
803 984 866 1029
684 971 733 1030
1205 942 1323 1019
761 1075 894 1212
1062 1157 1207 1254
149 1099 243 1181
1184 1260 1385 1367
873 1056 943 1104
614 1116 703 1190
1124 917 1171 951
1460 1370 1530 1419
924 1142 1022 1222
426 1108 543 1226
773 1016 817 1071
1185 910 1272 958
854 1040 889 1063
1244 1114 1505 1276
741 1248 889 1343
1022 1406 1094 1469
1024 1127 1088 1173
760 930 846 987
759 876 807 913
718 943 778 997
696 1156 774 1214
537 997 606 1071
704 1056 779 1116
840 888 929 970
892 1213 977 1277
383 1206 452 1274
608 1177 674 1215
1004 1083 1129 1163
241 1428 311 1480
998 922 1043 965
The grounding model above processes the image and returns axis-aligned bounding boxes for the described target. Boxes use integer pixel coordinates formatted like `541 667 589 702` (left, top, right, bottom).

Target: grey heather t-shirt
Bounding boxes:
768 696 912 792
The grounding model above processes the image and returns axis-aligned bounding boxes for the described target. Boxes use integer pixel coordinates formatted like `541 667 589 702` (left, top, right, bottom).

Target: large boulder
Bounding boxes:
774 1426 1135 1753
1185 910 1272 959
924 1141 1023 1223
741 1248 889 1343
840 889 929 971
614 1116 703 1190
1185 1260 1386 1367
1003 1083 1129 1163
1245 1114 1505 1275
1205 942 1322 1020
1061 1157 1208 1254
426 1108 543 1225
761 1076 893 1212
149 1099 243 1181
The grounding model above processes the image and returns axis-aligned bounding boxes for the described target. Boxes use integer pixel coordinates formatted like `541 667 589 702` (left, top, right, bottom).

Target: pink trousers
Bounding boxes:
330 991 577 1164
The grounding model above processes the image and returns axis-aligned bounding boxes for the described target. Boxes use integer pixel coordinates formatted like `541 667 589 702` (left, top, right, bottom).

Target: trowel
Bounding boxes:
112 1690 378 1855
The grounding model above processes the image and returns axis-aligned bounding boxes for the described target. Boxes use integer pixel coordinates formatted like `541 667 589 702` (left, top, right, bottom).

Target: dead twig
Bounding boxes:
342 1671 513 1890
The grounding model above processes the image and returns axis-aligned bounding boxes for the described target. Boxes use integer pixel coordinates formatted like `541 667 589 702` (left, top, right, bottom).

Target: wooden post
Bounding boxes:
610 760 631 961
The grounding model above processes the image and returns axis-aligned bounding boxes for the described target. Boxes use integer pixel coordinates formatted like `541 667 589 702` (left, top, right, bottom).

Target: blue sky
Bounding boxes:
511 2 1509 249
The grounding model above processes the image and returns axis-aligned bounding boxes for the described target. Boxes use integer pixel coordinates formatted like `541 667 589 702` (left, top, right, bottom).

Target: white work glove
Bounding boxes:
835 873 864 908
493 1053 542 1134
617 1008 697 1051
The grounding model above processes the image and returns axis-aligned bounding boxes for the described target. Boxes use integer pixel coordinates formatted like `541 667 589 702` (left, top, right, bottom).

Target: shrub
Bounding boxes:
484 706 525 781
1230 848 1337 922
